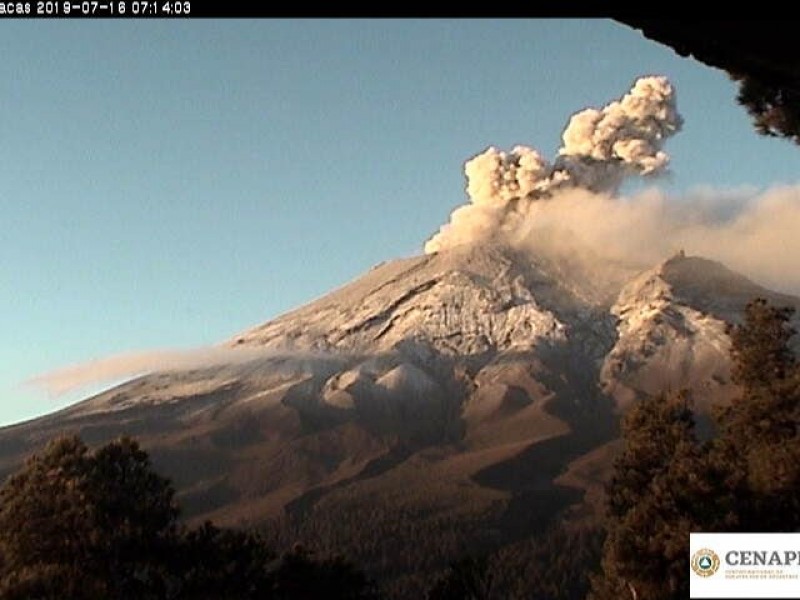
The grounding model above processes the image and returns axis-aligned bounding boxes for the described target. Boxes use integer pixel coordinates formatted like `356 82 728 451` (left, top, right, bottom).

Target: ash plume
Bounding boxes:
424 75 800 297
425 76 682 253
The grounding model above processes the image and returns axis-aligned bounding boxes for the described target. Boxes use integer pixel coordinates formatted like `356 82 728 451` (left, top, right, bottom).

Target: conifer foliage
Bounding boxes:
716 299 800 531
0 436 379 599
592 298 800 599
0 436 177 599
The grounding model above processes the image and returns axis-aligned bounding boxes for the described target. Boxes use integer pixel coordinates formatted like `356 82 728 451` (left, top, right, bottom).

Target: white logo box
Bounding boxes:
691 533 800 599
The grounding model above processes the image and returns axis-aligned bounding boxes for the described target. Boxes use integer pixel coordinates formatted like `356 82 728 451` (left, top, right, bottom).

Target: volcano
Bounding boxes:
1 243 798 596
3 245 798 512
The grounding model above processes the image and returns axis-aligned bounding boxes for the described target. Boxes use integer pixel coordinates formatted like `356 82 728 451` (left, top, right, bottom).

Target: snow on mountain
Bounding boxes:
229 244 569 357
65 245 799 426
602 253 800 409
1 243 797 531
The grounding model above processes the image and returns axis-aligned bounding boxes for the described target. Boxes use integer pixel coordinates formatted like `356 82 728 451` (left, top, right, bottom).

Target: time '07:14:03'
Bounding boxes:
35 1 191 15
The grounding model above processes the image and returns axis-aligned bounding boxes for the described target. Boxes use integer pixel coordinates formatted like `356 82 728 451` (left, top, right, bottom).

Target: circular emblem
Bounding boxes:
691 548 721 577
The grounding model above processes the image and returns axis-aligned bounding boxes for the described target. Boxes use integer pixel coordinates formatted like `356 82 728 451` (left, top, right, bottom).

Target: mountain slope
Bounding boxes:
230 244 571 355
0 245 797 595
603 253 800 409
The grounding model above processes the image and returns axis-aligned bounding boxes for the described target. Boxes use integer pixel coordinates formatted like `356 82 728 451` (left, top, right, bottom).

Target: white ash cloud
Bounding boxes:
424 74 800 298
509 185 800 297
28 346 350 398
425 76 682 253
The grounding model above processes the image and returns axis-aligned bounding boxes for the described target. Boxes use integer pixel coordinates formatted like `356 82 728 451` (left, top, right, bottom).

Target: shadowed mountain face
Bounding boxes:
1 245 797 593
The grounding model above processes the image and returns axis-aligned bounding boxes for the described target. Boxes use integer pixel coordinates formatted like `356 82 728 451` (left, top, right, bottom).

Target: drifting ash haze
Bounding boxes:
27 75 800 398
29 347 349 398
426 75 800 298
506 185 800 297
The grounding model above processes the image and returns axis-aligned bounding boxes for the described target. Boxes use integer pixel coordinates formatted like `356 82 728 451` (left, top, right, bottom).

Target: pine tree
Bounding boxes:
727 298 796 390
591 392 735 600
0 434 383 599
426 556 494 600
175 521 275 599
593 298 800 599
714 298 800 531
591 393 698 599
0 435 178 599
271 544 382 600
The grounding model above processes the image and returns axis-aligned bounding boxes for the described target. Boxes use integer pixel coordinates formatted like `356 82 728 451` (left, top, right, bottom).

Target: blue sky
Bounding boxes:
3 19 800 426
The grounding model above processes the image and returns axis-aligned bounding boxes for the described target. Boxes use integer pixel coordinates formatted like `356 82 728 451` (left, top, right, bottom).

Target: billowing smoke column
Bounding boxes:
425 76 683 253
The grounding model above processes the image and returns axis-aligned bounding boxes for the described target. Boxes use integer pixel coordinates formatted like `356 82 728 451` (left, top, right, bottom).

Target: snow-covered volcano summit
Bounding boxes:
1 244 797 531
230 244 571 356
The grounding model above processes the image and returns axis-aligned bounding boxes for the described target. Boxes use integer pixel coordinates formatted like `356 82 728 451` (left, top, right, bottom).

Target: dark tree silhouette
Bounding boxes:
714 298 800 531
271 544 382 600
426 556 494 600
0 435 382 600
175 521 276 599
727 298 796 389
590 393 712 600
0 435 178 599
593 298 800 599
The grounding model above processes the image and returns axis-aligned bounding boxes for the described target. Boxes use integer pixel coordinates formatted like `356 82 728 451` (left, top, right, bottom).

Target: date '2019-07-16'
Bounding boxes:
0 1 191 15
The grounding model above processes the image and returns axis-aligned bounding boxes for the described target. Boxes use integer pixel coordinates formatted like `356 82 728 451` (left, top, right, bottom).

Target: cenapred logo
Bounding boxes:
691 533 800 598
691 548 721 577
